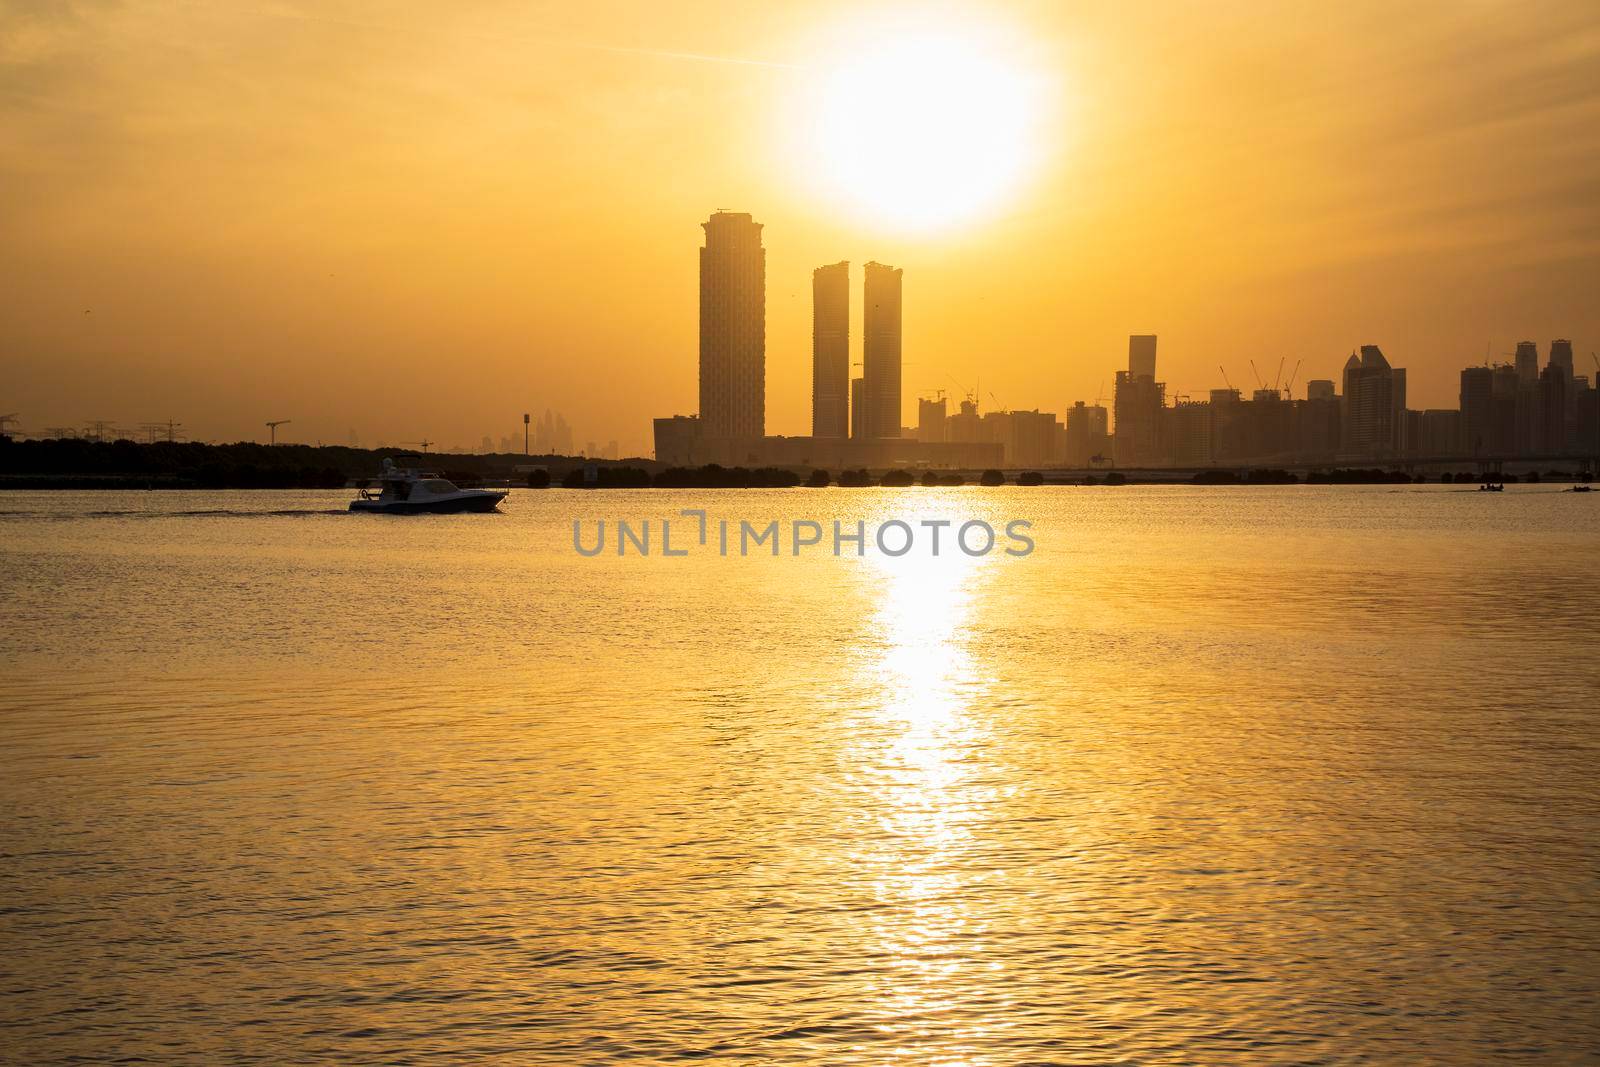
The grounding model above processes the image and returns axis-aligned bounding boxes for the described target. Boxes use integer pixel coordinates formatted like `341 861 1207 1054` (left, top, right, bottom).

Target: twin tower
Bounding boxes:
698 211 902 445
812 260 903 441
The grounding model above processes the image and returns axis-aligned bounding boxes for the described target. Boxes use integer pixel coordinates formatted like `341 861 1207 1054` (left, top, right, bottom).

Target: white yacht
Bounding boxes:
349 457 507 514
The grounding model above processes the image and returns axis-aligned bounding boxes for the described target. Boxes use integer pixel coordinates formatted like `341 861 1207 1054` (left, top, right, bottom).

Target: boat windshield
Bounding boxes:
419 479 458 494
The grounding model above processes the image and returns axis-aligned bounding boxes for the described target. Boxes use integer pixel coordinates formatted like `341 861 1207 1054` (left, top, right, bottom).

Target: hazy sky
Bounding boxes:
4 0 1598 451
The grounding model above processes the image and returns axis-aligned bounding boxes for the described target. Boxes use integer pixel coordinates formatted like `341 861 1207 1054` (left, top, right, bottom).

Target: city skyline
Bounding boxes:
4 2 1597 452
653 208 1594 471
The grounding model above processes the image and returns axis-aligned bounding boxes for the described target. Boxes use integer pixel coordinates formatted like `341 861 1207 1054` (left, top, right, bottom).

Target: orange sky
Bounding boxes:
4 0 1598 453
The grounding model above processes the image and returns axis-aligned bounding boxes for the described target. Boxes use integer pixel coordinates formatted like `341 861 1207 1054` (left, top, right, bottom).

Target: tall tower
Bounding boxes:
1112 334 1163 466
1128 335 1157 379
699 211 765 440
812 261 850 439
1550 339 1574 377
1515 341 1539 384
863 261 903 439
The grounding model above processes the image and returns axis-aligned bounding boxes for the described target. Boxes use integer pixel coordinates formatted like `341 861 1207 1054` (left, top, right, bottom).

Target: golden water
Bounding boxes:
2 486 1597 1063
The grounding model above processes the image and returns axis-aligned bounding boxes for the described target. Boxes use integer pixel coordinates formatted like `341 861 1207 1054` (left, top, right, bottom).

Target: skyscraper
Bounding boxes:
811 261 850 439
1113 334 1163 466
917 395 948 442
1340 345 1401 458
1539 364 1568 453
863 261 903 439
1549 339 1574 378
1128 335 1157 379
850 377 867 440
1515 341 1539 384
1460 365 1494 455
699 211 765 440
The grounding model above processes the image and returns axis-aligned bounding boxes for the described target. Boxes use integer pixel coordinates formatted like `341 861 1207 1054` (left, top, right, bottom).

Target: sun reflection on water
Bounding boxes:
848 498 1005 1055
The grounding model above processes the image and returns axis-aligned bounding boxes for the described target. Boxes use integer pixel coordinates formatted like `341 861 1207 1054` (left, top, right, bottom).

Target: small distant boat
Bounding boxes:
350 457 507 514
1569 485 1593 493
1479 483 1504 492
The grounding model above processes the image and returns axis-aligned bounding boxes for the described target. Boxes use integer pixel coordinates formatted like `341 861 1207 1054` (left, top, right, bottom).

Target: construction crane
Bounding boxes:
1272 357 1286 392
1283 360 1302 400
403 438 434 453
265 419 291 445
1249 359 1265 389
1218 366 1236 394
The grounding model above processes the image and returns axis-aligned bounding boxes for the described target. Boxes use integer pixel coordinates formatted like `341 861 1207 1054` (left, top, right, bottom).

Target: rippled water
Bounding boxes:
3 486 1598 1064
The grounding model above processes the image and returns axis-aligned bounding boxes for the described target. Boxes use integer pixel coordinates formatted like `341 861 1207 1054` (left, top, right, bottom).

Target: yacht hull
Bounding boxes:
349 492 506 514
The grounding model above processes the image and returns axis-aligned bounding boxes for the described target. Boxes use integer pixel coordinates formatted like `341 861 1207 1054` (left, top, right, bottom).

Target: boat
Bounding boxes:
1478 482 1504 492
1569 485 1593 493
349 457 507 514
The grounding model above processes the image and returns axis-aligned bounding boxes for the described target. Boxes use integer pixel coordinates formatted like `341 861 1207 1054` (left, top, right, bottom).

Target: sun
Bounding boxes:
798 25 1049 231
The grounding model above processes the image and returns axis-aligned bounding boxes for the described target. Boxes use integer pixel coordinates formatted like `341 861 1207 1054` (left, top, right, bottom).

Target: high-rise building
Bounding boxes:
1489 364 1520 453
850 377 867 440
1128 335 1157 379
1416 410 1461 455
1340 345 1402 458
699 211 765 440
1113 334 1164 466
863 261 903 439
917 395 948 442
1460 366 1494 455
980 409 1060 468
1064 402 1110 465
1168 401 1213 466
1570 375 1598 457
1539 364 1568 453
811 261 849 439
1515 341 1539 384
1295 391 1341 459
1306 379 1336 402
948 398 981 443
1549 339 1574 378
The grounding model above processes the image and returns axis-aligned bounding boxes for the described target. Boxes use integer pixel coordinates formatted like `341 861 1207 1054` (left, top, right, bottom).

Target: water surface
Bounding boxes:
2 486 1597 1064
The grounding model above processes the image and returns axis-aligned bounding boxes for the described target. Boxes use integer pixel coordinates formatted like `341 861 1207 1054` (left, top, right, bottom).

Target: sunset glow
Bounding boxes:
801 27 1049 230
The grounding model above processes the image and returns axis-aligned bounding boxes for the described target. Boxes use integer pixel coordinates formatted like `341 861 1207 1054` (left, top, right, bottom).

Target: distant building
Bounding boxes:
862 262 903 439
1295 392 1341 460
1113 334 1164 466
1128 335 1157 380
1340 345 1402 459
811 262 849 439
1168 401 1213 466
699 211 765 440
1512 345 1542 454
1539 364 1568 453
1515 341 1539 385
948 398 981 443
1064 402 1109 465
850 377 867 440
653 415 702 466
1305 379 1336 402
981 409 1060 468
1489 364 1520 454
1416 409 1461 455
1459 366 1493 456
917 395 948 443
1570 375 1598 457
1549 339 1574 378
